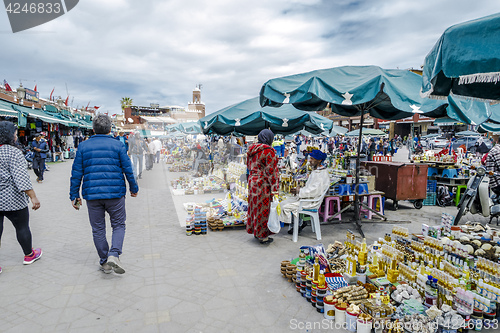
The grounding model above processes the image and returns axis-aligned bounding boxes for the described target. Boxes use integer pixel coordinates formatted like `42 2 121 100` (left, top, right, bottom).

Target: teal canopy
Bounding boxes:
326 124 348 136
345 128 386 137
165 123 181 133
446 94 500 130
455 130 480 137
260 65 448 119
166 122 202 135
180 122 202 134
422 13 500 102
289 125 347 138
447 94 500 125
479 122 500 133
199 97 334 136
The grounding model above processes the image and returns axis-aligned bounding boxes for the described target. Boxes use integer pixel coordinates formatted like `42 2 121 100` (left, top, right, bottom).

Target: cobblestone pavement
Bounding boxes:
0 154 488 333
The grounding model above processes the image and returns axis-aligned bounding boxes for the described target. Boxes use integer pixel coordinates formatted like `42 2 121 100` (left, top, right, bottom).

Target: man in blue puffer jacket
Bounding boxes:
69 114 139 274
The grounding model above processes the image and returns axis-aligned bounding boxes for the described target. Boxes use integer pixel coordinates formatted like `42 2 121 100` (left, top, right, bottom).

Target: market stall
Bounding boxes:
260 65 448 237
281 220 500 333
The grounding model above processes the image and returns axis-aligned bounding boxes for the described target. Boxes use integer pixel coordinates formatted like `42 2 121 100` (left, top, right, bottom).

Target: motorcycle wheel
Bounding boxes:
454 196 470 225
413 200 423 209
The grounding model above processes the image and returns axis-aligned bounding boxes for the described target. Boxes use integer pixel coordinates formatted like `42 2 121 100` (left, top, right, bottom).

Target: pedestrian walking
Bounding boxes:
69 114 139 274
153 137 162 163
31 132 49 183
246 129 279 244
0 121 42 274
368 138 376 161
116 131 129 152
146 138 155 170
128 131 147 179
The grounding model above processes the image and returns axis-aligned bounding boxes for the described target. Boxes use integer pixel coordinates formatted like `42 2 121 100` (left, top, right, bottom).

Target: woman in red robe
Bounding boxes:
246 129 279 244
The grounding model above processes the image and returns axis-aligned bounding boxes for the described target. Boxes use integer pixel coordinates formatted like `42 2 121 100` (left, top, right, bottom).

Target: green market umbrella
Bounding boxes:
479 122 500 133
199 97 333 136
422 13 500 102
327 124 348 136
165 123 182 133
180 122 202 134
284 129 345 140
455 130 480 137
345 128 386 137
447 94 500 125
260 65 447 237
446 94 500 132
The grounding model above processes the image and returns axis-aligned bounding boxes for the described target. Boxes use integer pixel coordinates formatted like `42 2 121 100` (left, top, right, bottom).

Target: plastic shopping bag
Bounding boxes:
268 197 281 234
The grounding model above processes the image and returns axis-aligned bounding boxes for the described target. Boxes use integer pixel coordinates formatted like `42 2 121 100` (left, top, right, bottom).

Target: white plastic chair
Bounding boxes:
293 186 330 242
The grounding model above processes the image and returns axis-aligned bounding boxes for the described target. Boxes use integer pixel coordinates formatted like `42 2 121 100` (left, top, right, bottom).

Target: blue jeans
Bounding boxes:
131 154 143 179
86 197 126 265
33 156 45 180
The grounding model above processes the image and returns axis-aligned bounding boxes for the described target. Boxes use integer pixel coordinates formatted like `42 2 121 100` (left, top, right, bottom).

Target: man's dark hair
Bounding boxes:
93 114 112 134
0 121 17 146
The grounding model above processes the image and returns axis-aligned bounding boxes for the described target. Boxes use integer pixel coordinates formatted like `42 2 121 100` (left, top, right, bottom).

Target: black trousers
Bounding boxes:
33 157 45 181
0 207 32 255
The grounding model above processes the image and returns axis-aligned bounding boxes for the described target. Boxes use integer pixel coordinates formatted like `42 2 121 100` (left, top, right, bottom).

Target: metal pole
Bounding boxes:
353 111 365 238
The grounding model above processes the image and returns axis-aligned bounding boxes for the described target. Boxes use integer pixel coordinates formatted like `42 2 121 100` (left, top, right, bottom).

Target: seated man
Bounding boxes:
52 144 64 162
279 149 331 233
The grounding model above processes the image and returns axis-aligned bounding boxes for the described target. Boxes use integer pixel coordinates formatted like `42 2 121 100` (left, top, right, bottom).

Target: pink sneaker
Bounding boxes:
23 248 42 265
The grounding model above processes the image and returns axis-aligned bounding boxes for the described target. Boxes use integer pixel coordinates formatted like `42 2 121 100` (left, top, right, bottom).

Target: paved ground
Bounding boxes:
0 151 490 333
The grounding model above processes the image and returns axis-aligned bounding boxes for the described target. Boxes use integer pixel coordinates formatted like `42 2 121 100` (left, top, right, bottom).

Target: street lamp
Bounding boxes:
16 84 25 105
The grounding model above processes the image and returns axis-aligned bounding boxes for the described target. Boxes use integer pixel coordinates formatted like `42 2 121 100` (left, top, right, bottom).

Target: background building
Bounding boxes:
123 86 206 127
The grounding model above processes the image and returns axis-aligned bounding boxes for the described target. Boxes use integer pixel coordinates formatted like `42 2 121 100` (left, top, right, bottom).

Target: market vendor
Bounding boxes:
192 144 210 175
279 149 330 234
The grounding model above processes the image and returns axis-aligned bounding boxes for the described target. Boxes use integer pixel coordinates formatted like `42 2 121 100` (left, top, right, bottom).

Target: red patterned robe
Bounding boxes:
246 143 279 238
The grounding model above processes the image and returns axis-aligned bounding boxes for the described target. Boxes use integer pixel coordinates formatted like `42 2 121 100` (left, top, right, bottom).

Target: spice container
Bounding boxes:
323 296 336 320
357 314 372 333
305 275 312 302
335 302 347 326
311 281 318 307
186 224 193 236
316 285 327 313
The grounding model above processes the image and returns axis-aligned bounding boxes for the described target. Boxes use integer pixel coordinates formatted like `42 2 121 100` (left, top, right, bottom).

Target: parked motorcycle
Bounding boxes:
454 165 500 225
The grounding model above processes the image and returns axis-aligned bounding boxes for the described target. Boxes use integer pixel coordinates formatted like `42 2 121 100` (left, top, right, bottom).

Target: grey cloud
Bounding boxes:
1 0 498 114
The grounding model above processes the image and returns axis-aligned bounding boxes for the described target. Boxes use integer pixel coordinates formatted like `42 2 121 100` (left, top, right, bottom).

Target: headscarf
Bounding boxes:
257 129 274 146
309 149 327 161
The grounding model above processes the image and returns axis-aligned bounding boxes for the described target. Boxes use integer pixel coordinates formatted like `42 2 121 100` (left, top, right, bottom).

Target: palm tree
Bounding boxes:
120 97 133 111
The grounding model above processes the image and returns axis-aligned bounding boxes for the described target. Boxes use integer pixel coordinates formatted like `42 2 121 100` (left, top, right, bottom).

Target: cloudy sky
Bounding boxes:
0 0 498 115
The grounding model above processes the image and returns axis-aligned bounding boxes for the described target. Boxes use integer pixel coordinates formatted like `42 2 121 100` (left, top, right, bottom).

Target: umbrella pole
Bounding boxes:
209 134 214 173
353 111 365 238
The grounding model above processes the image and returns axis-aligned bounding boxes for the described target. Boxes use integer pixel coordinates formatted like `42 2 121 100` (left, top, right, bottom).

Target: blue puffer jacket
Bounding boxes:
32 139 49 159
70 134 139 201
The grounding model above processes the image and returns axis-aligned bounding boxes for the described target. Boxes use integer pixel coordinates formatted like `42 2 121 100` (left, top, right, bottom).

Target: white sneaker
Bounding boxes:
106 256 125 274
100 263 113 274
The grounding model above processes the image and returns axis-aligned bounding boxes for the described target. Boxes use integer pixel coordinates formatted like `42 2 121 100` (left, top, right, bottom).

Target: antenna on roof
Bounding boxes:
197 83 203 90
